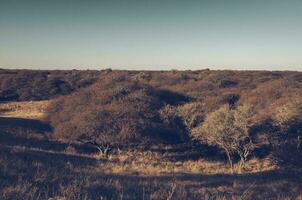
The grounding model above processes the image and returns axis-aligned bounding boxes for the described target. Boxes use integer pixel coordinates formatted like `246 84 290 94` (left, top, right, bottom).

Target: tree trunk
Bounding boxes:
239 148 250 173
238 155 245 174
225 149 233 173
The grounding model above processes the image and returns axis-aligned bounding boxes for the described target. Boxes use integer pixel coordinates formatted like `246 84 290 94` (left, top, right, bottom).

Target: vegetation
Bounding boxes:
46 69 302 153
269 100 302 166
192 104 255 173
0 69 100 101
48 80 184 146
1 69 302 199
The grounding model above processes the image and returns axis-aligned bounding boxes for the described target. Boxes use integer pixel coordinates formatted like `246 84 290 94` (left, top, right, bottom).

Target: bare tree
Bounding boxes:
192 104 254 173
85 139 112 158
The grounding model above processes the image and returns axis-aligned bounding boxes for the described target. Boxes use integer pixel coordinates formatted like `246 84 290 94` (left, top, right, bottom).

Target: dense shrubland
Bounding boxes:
48 71 191 146
0 69 101 101
2 69 302 168
45 70 302 167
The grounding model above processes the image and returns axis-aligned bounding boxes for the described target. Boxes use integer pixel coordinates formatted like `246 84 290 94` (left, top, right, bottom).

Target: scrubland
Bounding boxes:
1 69 302 199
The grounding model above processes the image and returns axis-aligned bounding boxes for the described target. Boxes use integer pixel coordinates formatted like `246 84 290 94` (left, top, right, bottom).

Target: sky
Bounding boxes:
0 0 302 71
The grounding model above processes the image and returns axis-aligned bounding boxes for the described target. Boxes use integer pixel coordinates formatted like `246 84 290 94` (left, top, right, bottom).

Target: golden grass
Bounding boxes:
6 140 276 176
93 149 276 176
0 100 51 120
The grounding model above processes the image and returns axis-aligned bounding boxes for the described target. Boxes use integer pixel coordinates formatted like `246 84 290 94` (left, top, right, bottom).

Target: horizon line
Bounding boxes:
1 66 301 72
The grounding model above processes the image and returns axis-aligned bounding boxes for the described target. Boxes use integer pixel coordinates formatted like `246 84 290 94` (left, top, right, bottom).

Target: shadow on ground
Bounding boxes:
0 117 52 133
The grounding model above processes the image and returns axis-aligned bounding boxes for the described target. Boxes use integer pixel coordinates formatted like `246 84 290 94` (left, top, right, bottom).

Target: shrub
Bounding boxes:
219 79 238 88
48 75 190 146
269 100 302 166
159 105 188 141
177 102 204 130
158 102 204 142
192 104 255 173
223 93 240 108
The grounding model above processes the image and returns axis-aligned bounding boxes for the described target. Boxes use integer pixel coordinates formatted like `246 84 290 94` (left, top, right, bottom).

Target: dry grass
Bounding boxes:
0 144 300 200
0 100 51 120
0 129 300 200
93 149 276 176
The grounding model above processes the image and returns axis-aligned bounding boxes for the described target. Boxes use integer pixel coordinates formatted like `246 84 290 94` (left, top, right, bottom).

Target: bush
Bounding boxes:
177 102 204 130
269 100 302 166
192 104 255 173
158 101 205 142
48 75 190 145
219 79 238 88
159 105 188 141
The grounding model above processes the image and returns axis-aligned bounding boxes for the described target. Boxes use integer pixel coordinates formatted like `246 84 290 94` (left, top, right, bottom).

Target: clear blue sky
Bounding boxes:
0 0 302 71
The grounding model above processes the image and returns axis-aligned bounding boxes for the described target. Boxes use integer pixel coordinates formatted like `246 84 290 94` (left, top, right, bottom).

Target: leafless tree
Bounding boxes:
87 140 112 158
